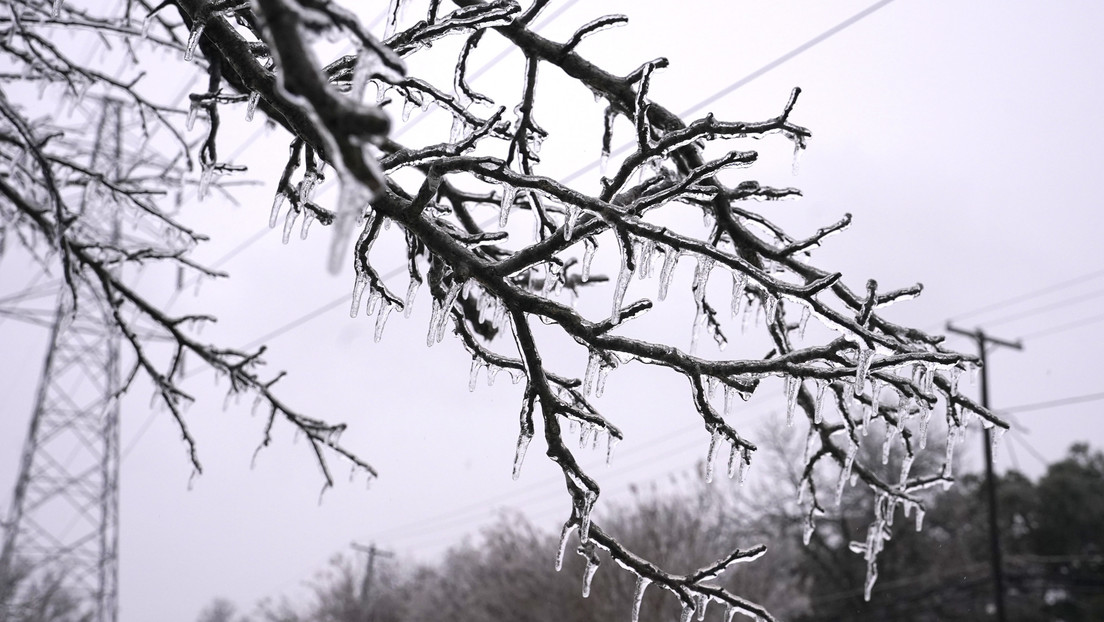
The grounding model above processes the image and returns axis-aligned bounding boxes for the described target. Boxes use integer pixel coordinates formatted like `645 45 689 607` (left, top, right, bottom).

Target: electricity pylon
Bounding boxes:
0 100 126 622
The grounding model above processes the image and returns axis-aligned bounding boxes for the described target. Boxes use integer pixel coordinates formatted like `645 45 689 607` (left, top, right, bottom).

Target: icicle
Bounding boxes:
798 304 811 339
704 427 721 483
281 206 298 244
300 210 316 240
583 351 600 397
727 445 739 479
606 435 619 465
269 192 285 228
631 576 650 622
512 431 532 480
141 14 153 38
638 239 656 279
435 280 463 343
680 604 694 622
565 205 580 241
349 275 368 318
595 365 610 397
836 439 858 505
403 279 419 318
468 358 482 391
724 606 738 622
580 550 599 597
658 249 681 300
763 295 777 323
401 98 415 122
426 299 442 347
991 427 1006 453
814 379 826 424
242 91 260 121
499 184 516 227
487 366 501 387
365 288 382 318
554 523 572 571
899 452 914 484
915 506 926 531
696 594 709 620
738 447 750 484
374 301 393 342
723 385 735 418
198 162 217 200
184 21 205 62
186 100 200 131
785 376 800 427
612 241 631 316
581 238 597 282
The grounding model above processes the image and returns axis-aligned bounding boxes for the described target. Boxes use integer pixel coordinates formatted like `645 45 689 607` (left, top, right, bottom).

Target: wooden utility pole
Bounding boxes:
946 324 1022 622
352 542 393 622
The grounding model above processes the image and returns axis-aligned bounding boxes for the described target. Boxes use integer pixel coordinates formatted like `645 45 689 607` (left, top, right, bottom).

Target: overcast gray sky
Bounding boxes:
2 1 1103 620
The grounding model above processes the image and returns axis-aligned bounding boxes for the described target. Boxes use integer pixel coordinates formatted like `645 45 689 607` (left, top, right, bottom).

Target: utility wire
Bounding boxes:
1020 311 1104 341
999 391 1104 415
946 266 1104 324
981 287 1104 328
560 0 898 186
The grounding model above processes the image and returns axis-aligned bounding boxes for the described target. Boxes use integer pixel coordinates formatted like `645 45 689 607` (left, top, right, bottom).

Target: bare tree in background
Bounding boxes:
1 0 1010 619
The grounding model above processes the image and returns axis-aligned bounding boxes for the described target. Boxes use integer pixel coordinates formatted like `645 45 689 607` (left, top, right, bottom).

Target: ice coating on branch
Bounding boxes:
704 427 721 483
374 301 393 342
785 376 800 427
578 489 596 544
512 431 532 480
854 347 875 393
555 522 572 571
184 21 204 62
631 576 650 622
658 248 681 300
384 0 402 38
245 91 260 121
499 184 516 228
565 204 580 241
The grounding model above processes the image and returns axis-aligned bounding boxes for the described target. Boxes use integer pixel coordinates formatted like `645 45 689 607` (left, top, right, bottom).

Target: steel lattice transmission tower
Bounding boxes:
0 100 127 622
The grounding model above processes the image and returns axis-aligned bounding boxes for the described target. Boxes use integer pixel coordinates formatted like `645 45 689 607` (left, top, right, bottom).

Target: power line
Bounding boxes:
981 287 1104 328
947 267 1104 324
560 0 899 186
999 391 1104 415
1020 311 1104 341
